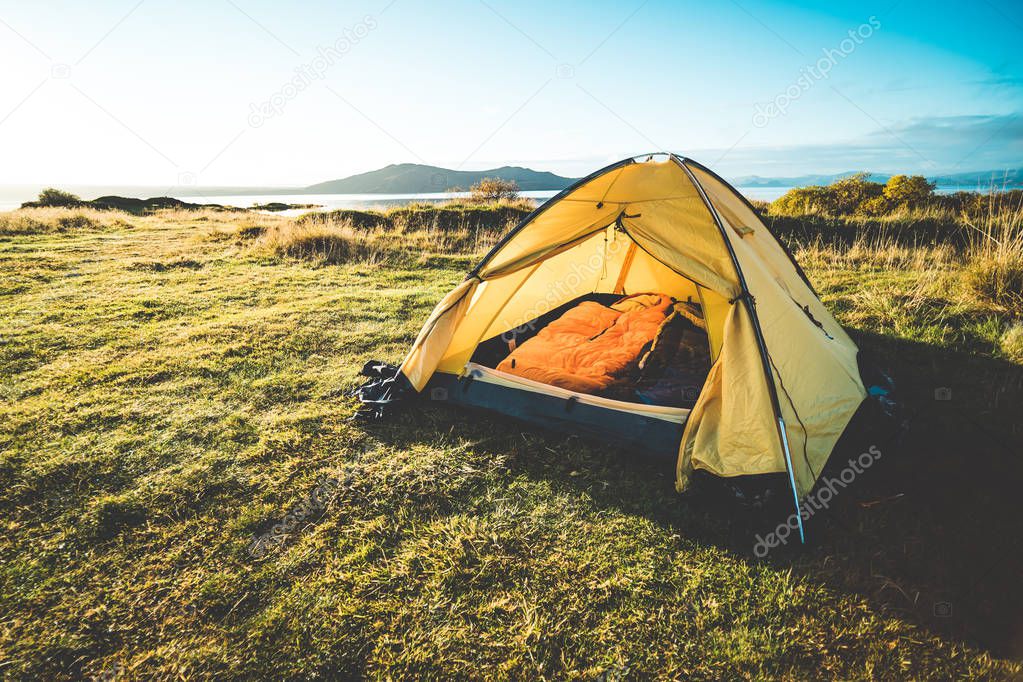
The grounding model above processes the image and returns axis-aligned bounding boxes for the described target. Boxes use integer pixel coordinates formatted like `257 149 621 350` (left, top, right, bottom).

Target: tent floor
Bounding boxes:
425 370 685 460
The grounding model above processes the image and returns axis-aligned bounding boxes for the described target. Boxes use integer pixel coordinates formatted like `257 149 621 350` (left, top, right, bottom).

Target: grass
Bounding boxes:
0 205 1021 679
961 208 1023 309
202 201 532 267
0 206 133 236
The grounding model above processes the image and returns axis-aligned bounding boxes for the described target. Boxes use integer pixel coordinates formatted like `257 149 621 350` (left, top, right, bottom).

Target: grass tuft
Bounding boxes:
0 207 131 235
85 494 149 540
965 254 1023 308
961 203 1023 308
255 221 388 265
1001 323 1023 363
250 202 528 265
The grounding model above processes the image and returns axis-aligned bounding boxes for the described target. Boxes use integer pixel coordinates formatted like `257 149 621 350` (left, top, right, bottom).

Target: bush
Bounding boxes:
857 175 936 216
771 173 883 216
829 173 884 214
939 189 1023 219
33 188 84 208
856 194 893 216
469 177 519 203
771 173 939 217
883 175 935 207
770 185 836 215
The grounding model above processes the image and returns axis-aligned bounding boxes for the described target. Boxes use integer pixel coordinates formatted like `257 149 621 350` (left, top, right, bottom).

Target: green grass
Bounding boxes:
0 208 1021 680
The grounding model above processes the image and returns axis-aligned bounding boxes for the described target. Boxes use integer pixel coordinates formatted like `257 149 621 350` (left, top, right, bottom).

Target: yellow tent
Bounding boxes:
359 154 867 541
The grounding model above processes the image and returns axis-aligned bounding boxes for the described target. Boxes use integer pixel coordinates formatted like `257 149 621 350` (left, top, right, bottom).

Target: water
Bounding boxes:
0 185 981 213
176 187 795 215
174 190 561 217
735 187 791 202
0 187 791 214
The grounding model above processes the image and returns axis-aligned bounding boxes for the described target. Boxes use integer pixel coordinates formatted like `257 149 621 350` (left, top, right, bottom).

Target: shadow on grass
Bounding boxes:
361 329 1023 662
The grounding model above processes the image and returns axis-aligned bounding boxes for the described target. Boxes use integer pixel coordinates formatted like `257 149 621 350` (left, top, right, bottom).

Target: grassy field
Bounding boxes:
1 204 1021 680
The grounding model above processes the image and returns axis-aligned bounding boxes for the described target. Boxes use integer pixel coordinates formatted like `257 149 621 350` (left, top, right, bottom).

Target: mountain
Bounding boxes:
730 169 1023 188
926 168 1023 188
731 172 889 187
304 163 578 194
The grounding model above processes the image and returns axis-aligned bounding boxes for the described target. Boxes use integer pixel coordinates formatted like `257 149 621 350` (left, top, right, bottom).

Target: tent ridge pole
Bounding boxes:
681 156 818 295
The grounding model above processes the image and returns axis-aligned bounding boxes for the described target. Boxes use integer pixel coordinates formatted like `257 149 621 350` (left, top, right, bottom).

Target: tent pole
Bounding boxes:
681 157 819 296
469 157 636 278
674 154 807 544
777 417 806 543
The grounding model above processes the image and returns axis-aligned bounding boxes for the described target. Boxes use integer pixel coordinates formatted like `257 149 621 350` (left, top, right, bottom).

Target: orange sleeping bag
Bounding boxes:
496 294 674 394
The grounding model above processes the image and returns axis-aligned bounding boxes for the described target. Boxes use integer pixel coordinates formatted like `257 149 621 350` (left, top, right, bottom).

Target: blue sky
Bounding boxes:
1 0 1020 186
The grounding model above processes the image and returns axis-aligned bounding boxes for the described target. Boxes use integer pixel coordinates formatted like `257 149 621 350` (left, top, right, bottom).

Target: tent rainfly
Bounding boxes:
356 154 874 542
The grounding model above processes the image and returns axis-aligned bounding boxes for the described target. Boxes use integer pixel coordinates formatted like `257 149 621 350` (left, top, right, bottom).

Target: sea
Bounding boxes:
0 185 984 215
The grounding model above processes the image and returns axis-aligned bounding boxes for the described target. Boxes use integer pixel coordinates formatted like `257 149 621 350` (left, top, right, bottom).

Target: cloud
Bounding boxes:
872 112 1023 169
700 112 1023 176
976 74 1023 89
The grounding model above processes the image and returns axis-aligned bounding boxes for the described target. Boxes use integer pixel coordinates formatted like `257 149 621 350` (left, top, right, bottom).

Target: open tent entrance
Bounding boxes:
466 216 727 402
427 210 733 457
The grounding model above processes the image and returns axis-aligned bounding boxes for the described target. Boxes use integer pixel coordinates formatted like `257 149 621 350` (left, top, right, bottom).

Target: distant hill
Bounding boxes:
927 168 1023 188
730 172 888 187
730 169 1023 188
304 163 578 194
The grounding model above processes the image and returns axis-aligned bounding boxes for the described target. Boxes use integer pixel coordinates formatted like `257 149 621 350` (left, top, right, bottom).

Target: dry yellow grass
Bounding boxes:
792 202 1023 326
794 235 959 272
962 205 1023 308
246 207 516 265
0 206 134 235
255 221 389 265
1002 323 1023 363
